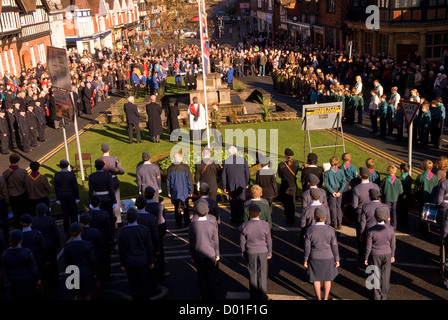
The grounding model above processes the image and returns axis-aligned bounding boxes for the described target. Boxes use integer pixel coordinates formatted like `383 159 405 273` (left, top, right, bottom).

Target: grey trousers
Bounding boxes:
245 252 268 300
369 253 392 300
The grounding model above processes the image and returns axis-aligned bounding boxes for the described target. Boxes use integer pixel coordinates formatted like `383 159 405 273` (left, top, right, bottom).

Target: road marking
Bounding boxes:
165 253 242 260
226 292 308 300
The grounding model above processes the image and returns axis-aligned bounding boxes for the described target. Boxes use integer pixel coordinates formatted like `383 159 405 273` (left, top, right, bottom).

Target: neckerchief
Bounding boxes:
30 172 41 180
332 166 338 173
387 174 396 184
423 171 433 181
344 162 350 170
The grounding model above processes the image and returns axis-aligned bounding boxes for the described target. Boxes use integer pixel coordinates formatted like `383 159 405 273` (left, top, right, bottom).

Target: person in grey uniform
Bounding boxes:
352 167 380 262
300 188 331 248
188 201 220 300
359 189 390 263
99 143 124 226
364 207 396 300
136 152 162 201
303 208 340 300
88 159 117 236
240 204 272 300
193 183 220 225
301 174 327 209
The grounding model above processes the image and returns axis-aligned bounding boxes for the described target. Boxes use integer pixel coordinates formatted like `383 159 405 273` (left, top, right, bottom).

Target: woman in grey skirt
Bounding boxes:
303 208 340 300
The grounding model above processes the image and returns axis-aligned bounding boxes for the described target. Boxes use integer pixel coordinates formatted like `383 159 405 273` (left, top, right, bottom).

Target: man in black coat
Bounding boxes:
145 95 163 143
82 82 94 115
195 147 220 201
6 105 18 149
54 159 80 236
32 97 47 142
301 153 324 192
17 110 31 153
124 96 141 144
26 105 39 148
0 109 10 154
222 146 250 223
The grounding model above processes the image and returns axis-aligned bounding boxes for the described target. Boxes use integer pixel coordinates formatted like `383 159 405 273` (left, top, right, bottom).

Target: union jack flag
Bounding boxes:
200 2 210 77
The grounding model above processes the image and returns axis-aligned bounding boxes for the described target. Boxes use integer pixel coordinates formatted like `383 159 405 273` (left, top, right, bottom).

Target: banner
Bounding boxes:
47 46 71 91
53 87 74 121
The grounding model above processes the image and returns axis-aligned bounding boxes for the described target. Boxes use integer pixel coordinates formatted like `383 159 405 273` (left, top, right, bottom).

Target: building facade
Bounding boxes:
345 0 448 63
0 0 52 76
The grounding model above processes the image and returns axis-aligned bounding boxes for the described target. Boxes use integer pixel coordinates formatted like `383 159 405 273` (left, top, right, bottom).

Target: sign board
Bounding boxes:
301 102 343 130
53 88 74 121
120 199 136 213
47 46 71 92
400 100 420 126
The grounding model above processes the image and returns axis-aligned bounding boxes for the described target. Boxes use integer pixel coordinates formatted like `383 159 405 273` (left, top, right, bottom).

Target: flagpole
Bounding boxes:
198 0 211 148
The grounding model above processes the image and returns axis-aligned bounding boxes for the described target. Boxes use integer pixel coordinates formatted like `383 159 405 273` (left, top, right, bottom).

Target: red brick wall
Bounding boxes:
0 41 21 78
18 34 52 72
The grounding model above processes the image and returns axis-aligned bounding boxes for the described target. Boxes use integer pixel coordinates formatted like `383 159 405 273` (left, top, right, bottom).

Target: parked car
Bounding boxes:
179 29 198 39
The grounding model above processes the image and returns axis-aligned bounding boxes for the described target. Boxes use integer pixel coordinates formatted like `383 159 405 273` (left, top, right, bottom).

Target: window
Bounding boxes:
3 51 9 73
378 34 389 55
30 46 36 67
353 0 368 6
377 0 389 8
327 0 336 13
426 32 448 59
394 0 421 8
38 43 46 64
258 0 262 8
364 32 373 54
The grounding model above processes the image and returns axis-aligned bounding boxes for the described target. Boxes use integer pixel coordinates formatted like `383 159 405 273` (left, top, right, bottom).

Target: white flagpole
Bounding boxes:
198 0 211 148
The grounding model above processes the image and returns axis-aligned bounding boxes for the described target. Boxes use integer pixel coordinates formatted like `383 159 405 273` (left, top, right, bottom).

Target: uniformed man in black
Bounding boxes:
278 148 300 224
6 105 19 150
195 147 220 201
99 143 124 226
54 159 80 236
301 153 324 192
256 155 278 212
88 158 117 235
0 108 10 154
32 97 47 142
26 104 39 148
124 96 141 144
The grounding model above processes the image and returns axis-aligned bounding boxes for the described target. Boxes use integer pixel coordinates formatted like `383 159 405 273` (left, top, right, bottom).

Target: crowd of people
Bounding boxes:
1 138 448 301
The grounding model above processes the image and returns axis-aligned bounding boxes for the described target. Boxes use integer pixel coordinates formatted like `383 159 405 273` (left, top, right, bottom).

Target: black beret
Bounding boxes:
10 229 22 242
36 203 48 214
145 186 155 194
360 167 371 176
369 189 381 198
79 213 92 224
248 203 261 213
20 214 33 225
310 188 321 198
196 200 209 215
284 148 294 156
91 195 102 203
135 195 147 207
142 152 151 160
374 207 388 222
70 222 82 234
95 159 105 169
126 207 138 221
314 207 327 219
59 159 70 168
307 153 318 162
308 174 320 185
200 182 211 192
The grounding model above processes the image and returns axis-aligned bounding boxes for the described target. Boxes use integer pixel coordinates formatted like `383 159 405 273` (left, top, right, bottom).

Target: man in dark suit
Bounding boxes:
32 97 47 142
195 147 220 201
88 159 117 234
31 203 60 288
118 208 155 300
145 95 163 143
6 105 18 150
188 201 220 300
364 208 396 300
72 84 82 117
255 155 277 212
240 203 272 300
81 81 94 115
301 153 324 192
0 108 10 154
222 146 250 223
53 159 80 236
124 96 141 144
26 105 39 148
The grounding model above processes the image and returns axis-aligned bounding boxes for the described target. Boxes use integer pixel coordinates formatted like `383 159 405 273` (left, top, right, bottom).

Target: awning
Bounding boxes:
65 30 112 42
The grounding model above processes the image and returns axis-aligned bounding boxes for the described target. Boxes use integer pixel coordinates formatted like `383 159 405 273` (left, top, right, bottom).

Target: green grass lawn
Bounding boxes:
39 119 394 211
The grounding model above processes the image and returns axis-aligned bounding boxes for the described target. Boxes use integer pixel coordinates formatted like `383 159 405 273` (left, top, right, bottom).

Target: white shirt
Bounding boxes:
369 95 379 111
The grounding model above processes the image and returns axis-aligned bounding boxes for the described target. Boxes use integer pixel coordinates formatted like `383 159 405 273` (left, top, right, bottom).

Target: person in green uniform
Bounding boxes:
324 156 347 230
380 165 403 230
398 163 412 227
